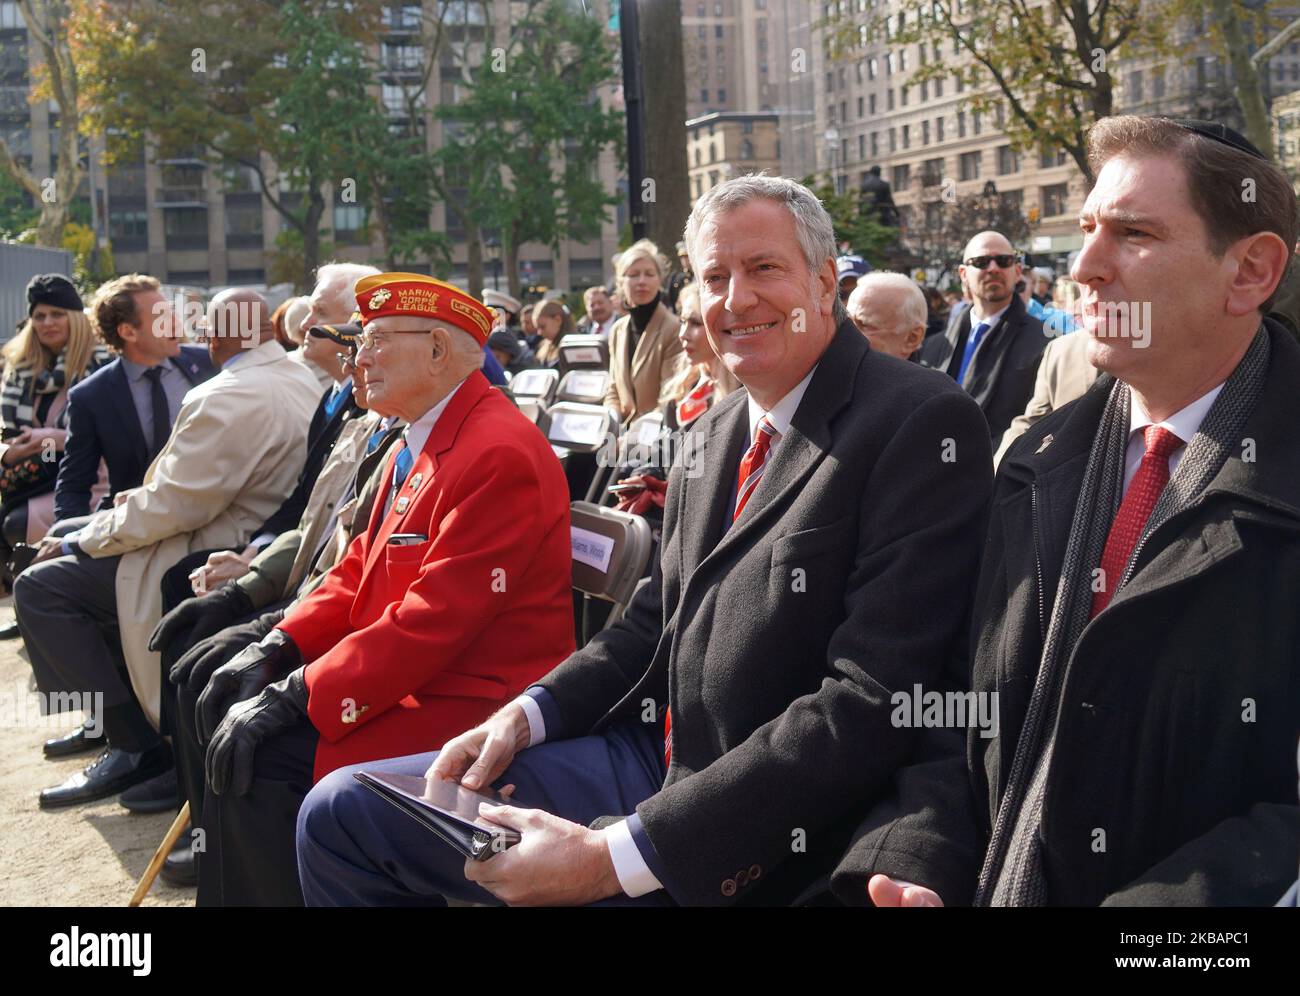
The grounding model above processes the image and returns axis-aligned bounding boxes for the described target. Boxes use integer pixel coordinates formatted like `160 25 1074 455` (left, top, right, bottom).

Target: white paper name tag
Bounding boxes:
571 526 614 573
550 412 607 445
567 372 607 397
565 347 604 364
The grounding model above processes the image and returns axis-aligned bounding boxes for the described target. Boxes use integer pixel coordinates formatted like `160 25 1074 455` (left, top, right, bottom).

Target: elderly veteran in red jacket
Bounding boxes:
190 273 575 906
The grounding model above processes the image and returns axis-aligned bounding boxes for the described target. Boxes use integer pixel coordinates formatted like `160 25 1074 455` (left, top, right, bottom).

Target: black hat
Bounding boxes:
1166 118 1266 161
487 328 523 361
307 320 361 348
26 273 82 316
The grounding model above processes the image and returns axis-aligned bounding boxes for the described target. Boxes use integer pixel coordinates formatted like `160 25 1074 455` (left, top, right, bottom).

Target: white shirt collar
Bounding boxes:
403 376 470 459
1128 381 1225 446
968 301 1010 330
746 365 817 442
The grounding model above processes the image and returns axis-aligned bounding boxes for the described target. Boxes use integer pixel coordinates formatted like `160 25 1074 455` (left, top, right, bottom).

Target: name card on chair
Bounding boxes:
571 526 614 574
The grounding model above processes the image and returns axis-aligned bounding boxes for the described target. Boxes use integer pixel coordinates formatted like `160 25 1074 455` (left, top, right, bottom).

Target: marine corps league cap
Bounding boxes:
354 273 494 346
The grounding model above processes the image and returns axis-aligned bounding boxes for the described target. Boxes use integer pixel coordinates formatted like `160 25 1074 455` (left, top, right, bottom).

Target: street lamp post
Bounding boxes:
484 236 502 291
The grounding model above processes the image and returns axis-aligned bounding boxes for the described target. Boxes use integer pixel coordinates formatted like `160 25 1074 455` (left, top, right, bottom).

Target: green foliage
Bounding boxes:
820 1 1182 183
802 174 900 266
435 0 624 266
0 169 40 241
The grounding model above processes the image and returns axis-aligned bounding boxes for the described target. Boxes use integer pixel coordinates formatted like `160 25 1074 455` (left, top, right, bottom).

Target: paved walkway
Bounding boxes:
0 596 191 906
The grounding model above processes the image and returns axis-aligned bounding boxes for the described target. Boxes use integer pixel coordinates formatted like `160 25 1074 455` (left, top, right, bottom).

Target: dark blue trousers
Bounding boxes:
296 719 669 906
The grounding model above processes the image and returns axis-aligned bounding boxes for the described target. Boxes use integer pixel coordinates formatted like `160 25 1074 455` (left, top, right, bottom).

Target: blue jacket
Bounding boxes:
54 345 214 520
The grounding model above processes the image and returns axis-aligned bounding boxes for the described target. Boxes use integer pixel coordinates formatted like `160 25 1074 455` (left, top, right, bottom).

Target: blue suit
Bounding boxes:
54 346 214 520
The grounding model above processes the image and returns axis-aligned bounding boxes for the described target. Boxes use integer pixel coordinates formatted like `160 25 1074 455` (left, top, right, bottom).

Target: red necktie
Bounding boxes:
733 416 778 522
664 416 780 768
1090 425 1184 618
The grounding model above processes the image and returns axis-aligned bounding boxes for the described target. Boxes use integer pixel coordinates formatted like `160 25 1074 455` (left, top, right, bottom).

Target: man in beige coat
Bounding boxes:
18 288 320 808
993 329 1099 466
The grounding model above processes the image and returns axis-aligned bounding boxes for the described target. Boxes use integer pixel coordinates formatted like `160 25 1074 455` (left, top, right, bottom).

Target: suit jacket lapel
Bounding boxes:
697 320 863 571
679 394 749 579
361 372 491 579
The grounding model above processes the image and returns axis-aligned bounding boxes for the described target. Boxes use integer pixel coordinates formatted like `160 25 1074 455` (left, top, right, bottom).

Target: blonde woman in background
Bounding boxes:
666 282 740 429
0 275 111 555
531 299 575 368
602 238 684 422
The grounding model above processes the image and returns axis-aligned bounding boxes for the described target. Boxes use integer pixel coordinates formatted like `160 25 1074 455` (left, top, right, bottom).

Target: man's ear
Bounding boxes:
429 326 452 364
816 259 838 317
117 321 137 345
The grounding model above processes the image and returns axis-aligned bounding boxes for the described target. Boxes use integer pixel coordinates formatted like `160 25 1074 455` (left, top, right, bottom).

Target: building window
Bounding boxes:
224 196 263 249
701 88 709 101
921 158 943 186
1039 147 1067 169
1041 183 1069 217
997 145 1020 175
999 189 1024 216
900 85 908 106
1153 65 1166 99
973 110 981 135
902 124 910 149
892 163 910 190
109 210 148 251
742 138 754 158
871 131 878 157
869 57 877 80
857 96 864 118
957 110 966 138
920 80 928 101
164 207 208 251
1127 69 1143 104
869 93 876 114
334 203 367 245
889 127 896 153
925 201 943 231
922 120 930 145
887 88 894 110
715 25 722 38
936 116 944 142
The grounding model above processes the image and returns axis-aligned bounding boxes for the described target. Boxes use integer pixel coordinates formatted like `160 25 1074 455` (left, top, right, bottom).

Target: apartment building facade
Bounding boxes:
1 1 623 295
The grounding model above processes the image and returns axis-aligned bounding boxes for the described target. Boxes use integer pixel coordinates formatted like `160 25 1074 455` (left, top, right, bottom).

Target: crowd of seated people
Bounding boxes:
10 114 1300 910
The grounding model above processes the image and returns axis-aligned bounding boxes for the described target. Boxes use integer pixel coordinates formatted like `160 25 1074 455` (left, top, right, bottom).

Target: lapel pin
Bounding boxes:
395 496 410 514
409 472 422 490
1035 434 1054 454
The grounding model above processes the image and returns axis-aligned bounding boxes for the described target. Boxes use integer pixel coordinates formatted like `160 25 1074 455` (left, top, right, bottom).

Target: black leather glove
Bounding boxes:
195 628 301 744
169 609 282 692
204 666 308 796
149 582 254 655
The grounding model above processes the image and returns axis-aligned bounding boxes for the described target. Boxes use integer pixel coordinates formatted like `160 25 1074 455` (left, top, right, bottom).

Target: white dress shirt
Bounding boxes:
516 363 820 898
380 378 467 517
1123 382 1224 495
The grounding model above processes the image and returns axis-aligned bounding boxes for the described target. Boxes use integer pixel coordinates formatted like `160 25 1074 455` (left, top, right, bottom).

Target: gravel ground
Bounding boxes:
0 596 193 907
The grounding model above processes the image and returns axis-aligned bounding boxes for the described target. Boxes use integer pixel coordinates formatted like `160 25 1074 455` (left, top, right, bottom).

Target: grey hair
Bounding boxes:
851 272 929 333
684 173 848 325
315 261 381 300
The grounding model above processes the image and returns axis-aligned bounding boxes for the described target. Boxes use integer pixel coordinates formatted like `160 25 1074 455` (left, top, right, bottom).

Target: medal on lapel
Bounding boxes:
394 471 424 515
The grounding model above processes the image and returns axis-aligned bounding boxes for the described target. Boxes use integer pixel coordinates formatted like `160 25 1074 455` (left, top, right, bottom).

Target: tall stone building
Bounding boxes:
1 1 623 295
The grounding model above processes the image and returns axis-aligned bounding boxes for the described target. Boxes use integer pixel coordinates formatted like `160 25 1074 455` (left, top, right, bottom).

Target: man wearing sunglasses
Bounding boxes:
920 231 1047 443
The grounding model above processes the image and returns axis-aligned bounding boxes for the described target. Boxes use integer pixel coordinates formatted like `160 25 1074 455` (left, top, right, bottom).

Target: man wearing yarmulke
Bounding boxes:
192 273 575 905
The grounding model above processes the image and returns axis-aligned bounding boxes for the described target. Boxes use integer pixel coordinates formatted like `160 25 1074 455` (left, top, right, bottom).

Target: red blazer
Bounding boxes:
277 372 575 781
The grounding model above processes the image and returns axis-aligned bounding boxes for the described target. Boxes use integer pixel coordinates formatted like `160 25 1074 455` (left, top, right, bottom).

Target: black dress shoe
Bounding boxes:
43 724 102 759
38 744 172 810
160 834 197 888
119 766 178 814
0 620 20 639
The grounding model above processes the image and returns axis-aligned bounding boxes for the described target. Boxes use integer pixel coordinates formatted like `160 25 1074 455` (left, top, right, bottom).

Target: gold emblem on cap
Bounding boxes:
368 288 392 309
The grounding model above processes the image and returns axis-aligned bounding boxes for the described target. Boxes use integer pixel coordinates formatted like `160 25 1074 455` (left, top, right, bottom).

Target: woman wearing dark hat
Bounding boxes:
0 274 111 564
